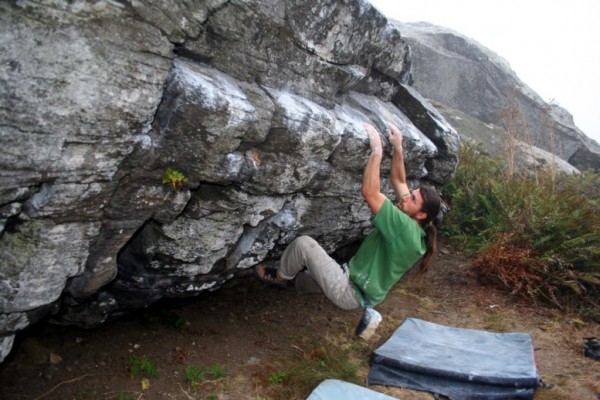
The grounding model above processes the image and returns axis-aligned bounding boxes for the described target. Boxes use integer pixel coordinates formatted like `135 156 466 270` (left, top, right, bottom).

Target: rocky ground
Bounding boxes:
1 250 599 400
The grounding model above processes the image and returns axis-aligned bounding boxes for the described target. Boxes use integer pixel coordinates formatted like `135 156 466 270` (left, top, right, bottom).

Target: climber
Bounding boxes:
254 122 442 339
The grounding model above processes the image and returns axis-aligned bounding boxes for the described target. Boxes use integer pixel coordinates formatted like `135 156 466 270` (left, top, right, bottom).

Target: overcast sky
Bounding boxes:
369 0 600 143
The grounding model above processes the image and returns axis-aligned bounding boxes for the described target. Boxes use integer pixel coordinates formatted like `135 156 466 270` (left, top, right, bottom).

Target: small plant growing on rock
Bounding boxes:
162 167 188 191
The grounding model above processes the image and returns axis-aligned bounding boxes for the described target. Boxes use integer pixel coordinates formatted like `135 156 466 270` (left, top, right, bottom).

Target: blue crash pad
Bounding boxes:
368 318 539 400
307 379 397 399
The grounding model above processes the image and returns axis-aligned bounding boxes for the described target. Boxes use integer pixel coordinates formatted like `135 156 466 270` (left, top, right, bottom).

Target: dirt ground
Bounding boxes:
1 250 599 400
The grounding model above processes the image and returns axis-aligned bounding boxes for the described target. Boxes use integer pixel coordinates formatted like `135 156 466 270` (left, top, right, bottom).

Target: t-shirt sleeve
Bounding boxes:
372 198 414 241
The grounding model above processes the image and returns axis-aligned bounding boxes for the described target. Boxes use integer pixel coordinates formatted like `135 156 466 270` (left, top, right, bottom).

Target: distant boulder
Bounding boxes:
433 101 579 175
393 21 600 171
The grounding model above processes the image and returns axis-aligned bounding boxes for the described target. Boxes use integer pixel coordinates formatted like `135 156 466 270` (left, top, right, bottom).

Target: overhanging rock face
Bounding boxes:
0 0 459 361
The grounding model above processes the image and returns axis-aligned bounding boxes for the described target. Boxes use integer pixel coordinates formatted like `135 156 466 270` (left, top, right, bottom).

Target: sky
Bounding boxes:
369 0 600 143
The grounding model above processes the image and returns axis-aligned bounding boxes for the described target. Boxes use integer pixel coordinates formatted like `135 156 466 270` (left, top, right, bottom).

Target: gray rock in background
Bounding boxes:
432 102 580 175
395 21 600 171
0 0 459 361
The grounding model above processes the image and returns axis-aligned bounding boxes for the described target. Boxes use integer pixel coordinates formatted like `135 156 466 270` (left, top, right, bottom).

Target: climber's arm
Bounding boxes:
362 123 387 214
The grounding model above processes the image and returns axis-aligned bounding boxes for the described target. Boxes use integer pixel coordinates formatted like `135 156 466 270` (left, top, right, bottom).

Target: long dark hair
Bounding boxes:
418 186 442 271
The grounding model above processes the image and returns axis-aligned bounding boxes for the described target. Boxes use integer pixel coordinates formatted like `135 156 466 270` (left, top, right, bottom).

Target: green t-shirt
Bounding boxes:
349 198 426 307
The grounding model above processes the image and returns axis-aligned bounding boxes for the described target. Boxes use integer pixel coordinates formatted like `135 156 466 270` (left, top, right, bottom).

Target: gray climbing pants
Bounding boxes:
278 236 361 310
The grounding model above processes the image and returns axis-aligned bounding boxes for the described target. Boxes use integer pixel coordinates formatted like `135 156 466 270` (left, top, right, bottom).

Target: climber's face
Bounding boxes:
398 189 427 221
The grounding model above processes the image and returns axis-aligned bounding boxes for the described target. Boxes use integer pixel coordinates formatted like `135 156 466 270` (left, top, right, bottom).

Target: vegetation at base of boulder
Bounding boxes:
128 355 159 379
264 343 362 399
442 142 600 321
162 167 188 190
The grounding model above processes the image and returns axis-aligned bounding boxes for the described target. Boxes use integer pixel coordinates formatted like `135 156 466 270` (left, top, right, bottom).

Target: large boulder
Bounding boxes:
0 1 459 361
394 21 600 171
433 101 579 175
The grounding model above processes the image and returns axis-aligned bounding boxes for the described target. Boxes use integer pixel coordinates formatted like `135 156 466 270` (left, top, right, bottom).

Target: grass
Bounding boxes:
184 363 227 388
267 371 287 384
442 142 600 321
394 287 439 312
184 365 206 388
128 355 159 379
482 311 509 332
260 341 365 400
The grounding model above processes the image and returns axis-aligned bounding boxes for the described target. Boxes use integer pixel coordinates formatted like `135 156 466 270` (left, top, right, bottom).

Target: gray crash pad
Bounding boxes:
368 318 539 399
306 379 397 399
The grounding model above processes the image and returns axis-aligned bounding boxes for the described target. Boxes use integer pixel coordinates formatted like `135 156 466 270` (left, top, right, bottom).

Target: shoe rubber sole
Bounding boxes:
355 307 382 340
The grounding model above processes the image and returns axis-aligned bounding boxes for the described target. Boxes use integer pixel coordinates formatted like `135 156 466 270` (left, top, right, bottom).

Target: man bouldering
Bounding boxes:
254 122 442 339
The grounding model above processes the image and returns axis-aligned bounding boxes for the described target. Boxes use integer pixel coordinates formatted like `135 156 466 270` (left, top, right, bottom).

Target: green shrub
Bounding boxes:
443 142 600 320
441 142 505 249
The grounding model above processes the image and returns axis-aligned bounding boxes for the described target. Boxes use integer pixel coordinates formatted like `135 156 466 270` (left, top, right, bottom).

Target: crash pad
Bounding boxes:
368 318 539 400
306 379 397 399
